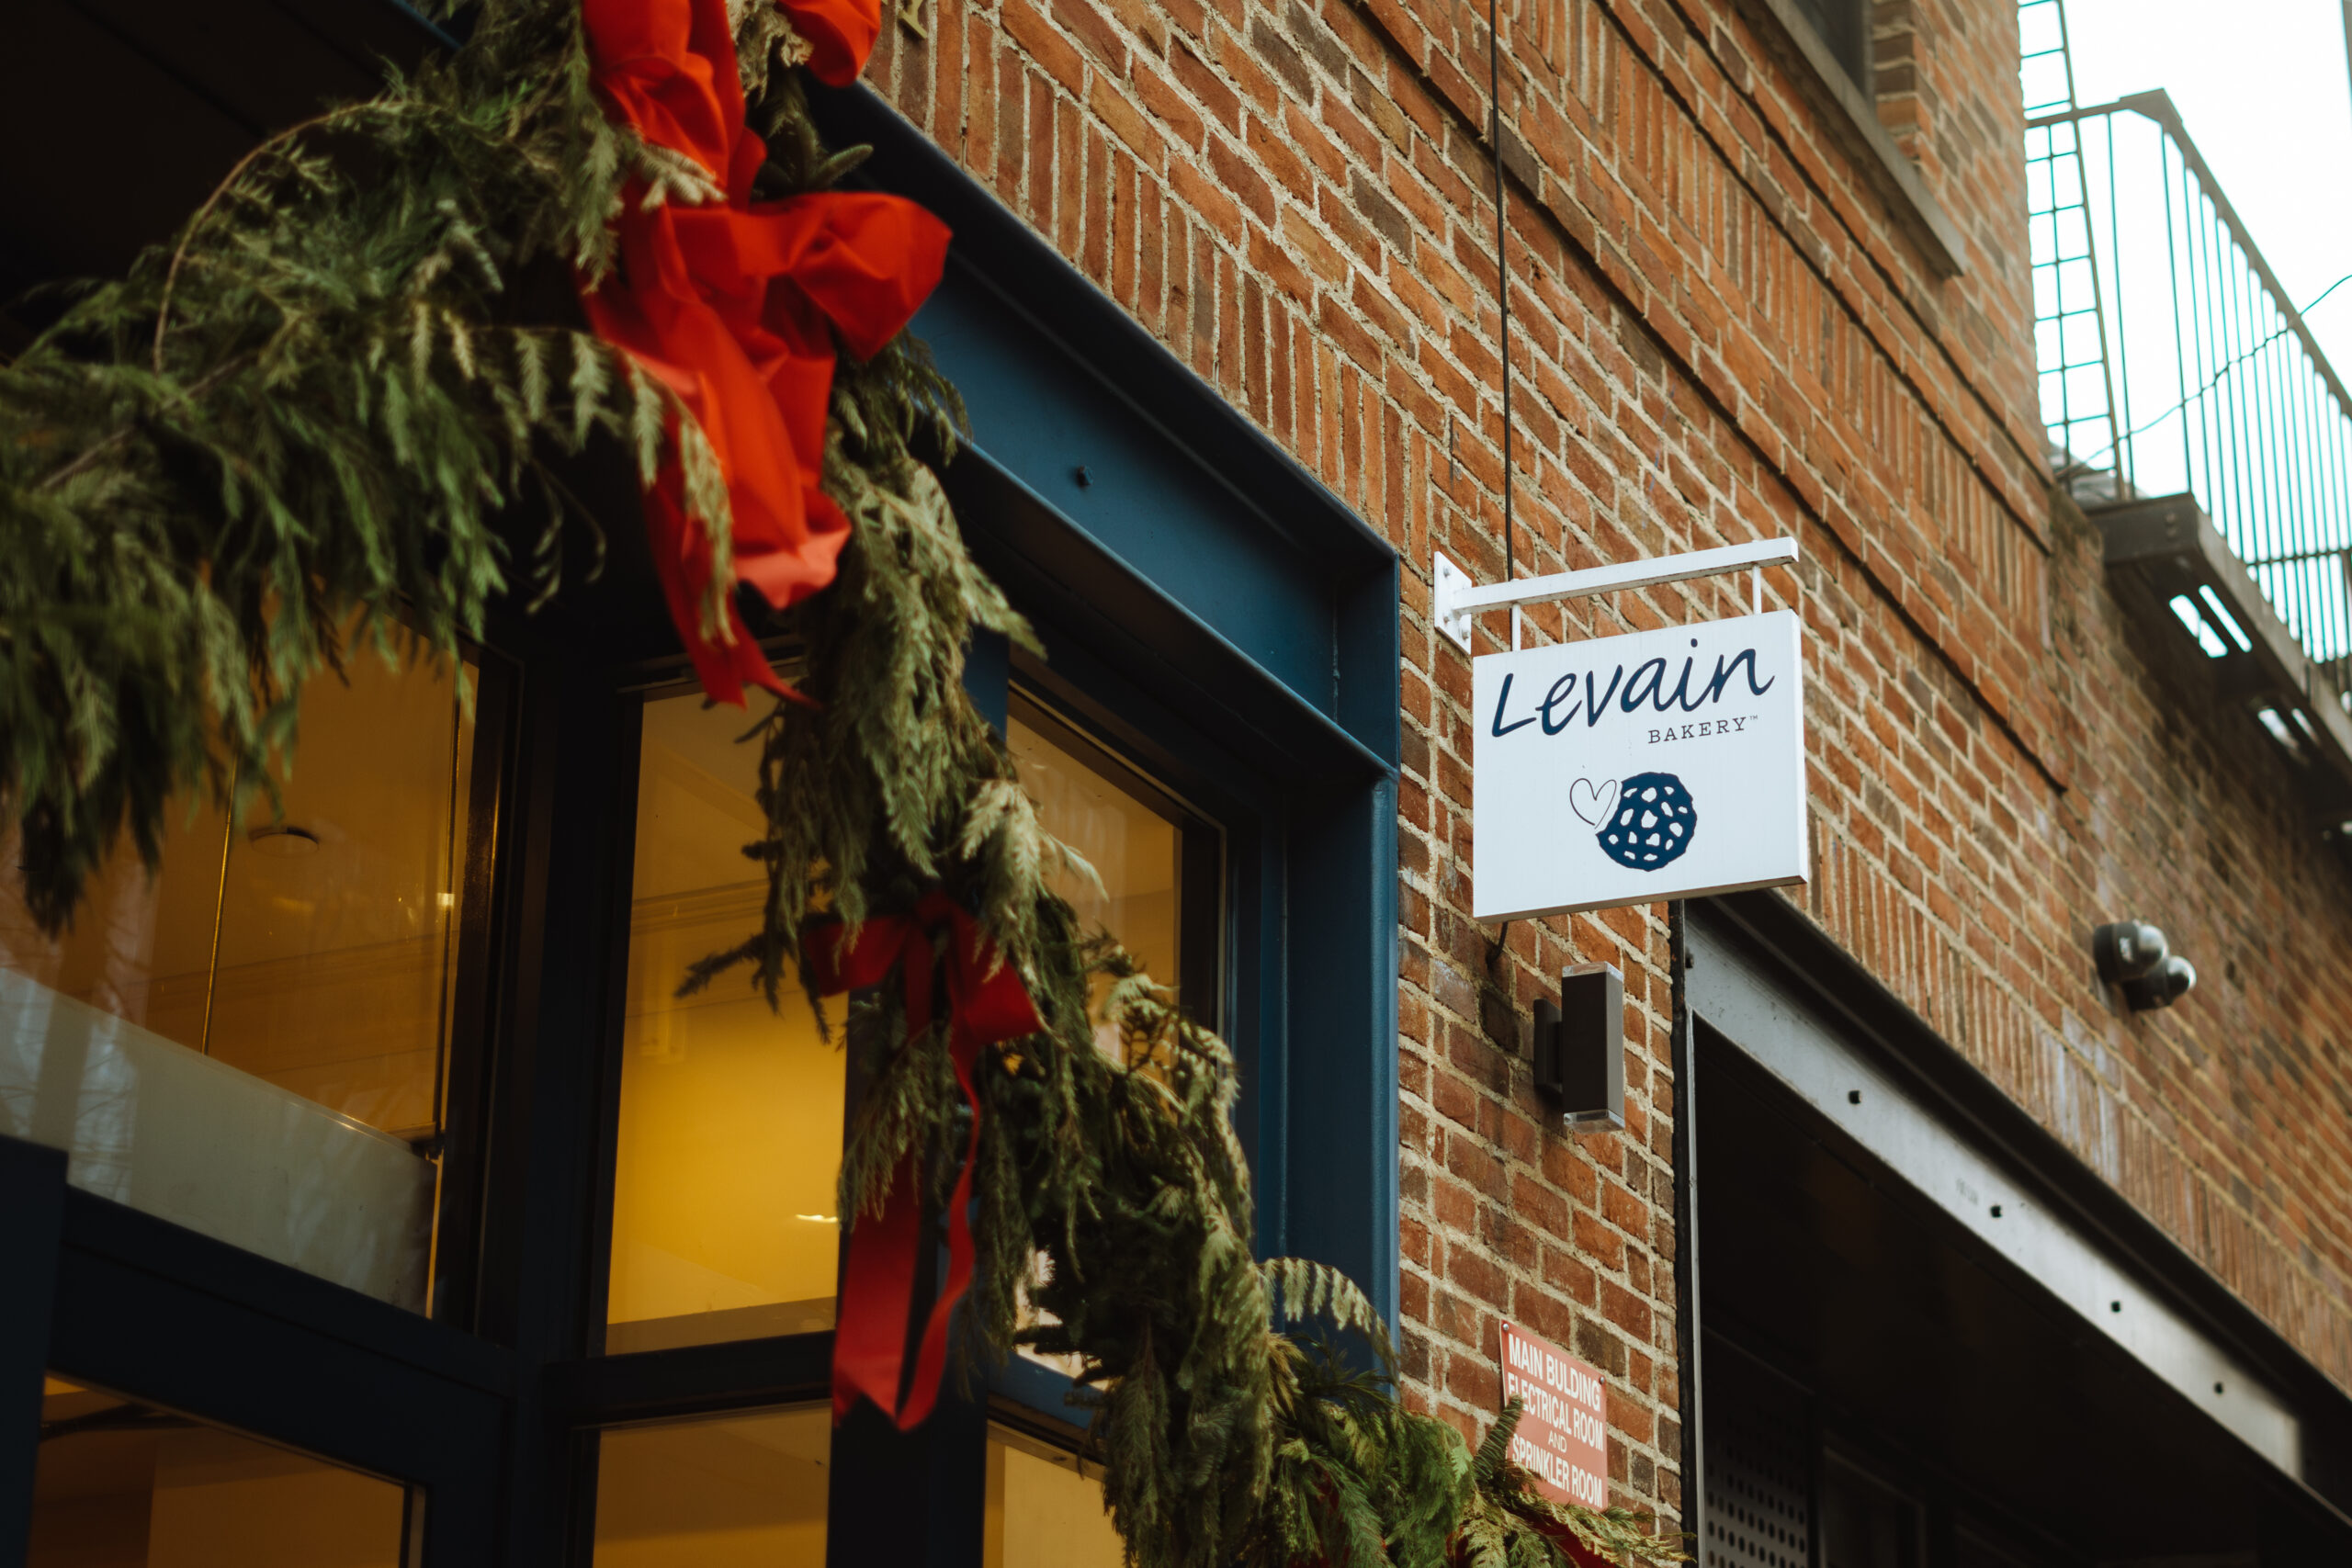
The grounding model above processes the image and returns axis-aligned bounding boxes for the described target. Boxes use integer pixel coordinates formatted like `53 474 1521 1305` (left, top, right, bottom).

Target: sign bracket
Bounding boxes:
1434 537 1799 654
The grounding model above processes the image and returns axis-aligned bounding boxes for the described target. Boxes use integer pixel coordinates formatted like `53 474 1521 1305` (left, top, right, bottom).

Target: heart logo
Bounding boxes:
1569 777 1620 828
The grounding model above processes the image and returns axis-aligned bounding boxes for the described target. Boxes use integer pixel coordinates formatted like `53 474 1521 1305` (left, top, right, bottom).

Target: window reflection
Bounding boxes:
30 1376 412 1568
0 651 485 1310
593 1404 829 1567
605 693 843 1352
206 658 475 1142
1006 697 1217 1378
984 1422 1123 1568
603 692 1216 1355
1006 700 1193 1058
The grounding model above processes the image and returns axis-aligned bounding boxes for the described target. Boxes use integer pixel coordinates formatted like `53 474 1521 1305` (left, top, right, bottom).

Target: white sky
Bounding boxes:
2061 0 2352 375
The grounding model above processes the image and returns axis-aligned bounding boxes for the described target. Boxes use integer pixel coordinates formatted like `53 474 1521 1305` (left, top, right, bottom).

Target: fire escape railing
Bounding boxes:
2027 85 2352 698
2020 0 2352 817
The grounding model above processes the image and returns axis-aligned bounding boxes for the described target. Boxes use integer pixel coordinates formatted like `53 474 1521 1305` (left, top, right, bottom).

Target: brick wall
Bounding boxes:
1799 491 2352 1388
859 0 2352 1534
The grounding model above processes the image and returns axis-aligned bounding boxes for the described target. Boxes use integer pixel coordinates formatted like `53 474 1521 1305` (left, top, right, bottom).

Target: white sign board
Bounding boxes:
1473 610 1807 920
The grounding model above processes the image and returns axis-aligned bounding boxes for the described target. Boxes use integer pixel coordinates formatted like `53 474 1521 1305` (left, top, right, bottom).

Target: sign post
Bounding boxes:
1498 1320 1611 1509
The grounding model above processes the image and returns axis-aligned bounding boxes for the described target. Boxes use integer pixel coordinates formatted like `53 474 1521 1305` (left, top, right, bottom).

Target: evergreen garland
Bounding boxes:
0 3 1684 1563
0 0 722 929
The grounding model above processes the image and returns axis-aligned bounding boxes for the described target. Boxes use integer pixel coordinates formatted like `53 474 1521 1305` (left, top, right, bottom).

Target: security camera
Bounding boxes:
2093 920 2196 1010
2123 956 2196 1011
2093 919 2167 982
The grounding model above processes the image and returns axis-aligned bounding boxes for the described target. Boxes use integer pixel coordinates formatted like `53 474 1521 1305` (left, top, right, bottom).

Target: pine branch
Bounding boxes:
0 0 695 931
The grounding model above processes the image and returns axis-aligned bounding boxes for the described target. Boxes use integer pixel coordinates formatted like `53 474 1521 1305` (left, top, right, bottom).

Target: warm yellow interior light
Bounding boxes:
593 1404 830 1568
605 695 845 1351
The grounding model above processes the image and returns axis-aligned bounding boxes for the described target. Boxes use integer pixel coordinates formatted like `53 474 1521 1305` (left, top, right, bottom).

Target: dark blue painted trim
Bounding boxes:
1337 556 1403 764
917 273 1339 712
1284 777 1402 1332
808 82 1400 773
814 83 1408 1343
47 1192 506 1562
53 1180 514 1396
946 431 1400 1338
961 629 1011 733
945 447 1390 783
547 1336 830 1423
373 0 462 51
1001 608 1283 1225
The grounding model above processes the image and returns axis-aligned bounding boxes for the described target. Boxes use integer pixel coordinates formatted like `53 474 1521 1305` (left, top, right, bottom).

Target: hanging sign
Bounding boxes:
1473 609 1807 920
1498 1320 1610 1509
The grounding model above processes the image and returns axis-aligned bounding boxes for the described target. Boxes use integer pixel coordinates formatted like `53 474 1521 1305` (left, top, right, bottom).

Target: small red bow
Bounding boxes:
807 891 1042 1428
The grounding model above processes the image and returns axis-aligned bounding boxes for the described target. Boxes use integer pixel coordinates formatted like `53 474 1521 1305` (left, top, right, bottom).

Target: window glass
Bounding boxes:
0 652 485 1310
603 692 1216 1354
1006 701 1190 1057
984 1422 1123 1568
30 1376 412 1568
605 693 843 1352
1006 697 1217 1377
592 1404 829 1567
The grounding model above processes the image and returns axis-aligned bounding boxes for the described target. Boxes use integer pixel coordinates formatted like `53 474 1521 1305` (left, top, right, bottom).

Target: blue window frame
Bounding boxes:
0 62 1401 1568
864 97 1405 1330
809 81 1403 1558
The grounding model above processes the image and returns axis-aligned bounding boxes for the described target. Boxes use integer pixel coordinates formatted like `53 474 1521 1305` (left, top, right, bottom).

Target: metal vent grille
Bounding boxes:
1704 1365 1811 1568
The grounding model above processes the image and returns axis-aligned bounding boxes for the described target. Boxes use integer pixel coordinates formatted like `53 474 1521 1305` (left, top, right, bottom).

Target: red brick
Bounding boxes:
1001 0 1083 90
1170 39 1240 132
1130 54 1204 148
1050 0 1127 70
1204 131 1275 224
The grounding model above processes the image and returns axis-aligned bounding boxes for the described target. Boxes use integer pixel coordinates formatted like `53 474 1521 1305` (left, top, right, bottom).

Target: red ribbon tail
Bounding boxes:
831 1029 988 1431
852 1023 985 1431
823 901 1037 1431
831 1155 929 1423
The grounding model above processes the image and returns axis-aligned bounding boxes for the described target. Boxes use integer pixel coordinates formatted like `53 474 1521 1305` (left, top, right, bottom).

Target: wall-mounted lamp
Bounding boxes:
1530 962 1625 1134
2093 920 2196 1011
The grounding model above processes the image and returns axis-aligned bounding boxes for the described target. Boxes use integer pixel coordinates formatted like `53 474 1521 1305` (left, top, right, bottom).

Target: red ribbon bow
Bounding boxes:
807 891 1042 1428
578 0 949 706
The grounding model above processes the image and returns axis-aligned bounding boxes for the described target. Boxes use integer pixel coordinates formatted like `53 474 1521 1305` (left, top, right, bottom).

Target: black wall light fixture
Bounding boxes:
2094 919 2197 1010
1531 962 1626 1132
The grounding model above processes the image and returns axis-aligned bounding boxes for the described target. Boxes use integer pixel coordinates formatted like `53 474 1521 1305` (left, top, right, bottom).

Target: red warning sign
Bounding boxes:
1498 1320 1610 1509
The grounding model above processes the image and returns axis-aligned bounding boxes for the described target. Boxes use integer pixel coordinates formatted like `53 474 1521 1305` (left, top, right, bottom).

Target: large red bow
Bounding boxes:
806 892 1042 1428
578 0 948 705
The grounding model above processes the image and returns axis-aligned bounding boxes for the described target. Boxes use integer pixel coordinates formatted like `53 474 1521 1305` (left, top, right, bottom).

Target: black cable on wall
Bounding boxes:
1487 0 1515 585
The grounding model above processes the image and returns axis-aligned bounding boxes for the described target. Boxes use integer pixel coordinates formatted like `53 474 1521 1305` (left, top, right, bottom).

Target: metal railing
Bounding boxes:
2024 80 2352 688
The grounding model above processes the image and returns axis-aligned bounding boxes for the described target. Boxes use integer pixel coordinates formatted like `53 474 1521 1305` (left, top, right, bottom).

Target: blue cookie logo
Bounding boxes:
1595 772 1696 870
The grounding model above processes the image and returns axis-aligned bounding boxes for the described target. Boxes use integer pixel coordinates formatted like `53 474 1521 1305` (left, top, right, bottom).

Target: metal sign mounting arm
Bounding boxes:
1434 538 1799 653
